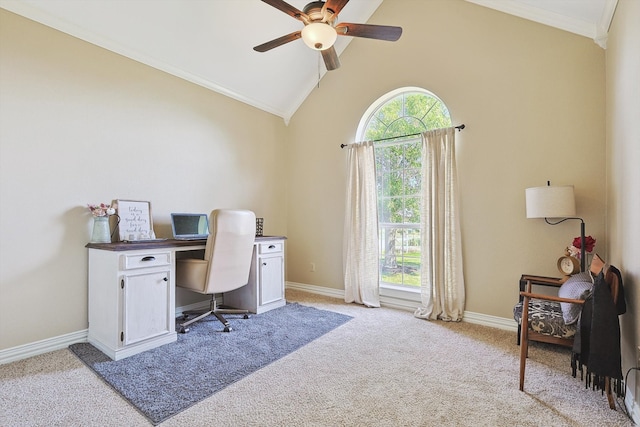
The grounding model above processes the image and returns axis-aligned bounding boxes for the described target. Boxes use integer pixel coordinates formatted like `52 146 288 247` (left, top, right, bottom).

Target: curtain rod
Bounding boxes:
340 124 465 149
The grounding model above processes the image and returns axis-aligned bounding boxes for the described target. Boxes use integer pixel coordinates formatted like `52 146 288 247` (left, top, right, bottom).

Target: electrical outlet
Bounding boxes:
310 262 316 272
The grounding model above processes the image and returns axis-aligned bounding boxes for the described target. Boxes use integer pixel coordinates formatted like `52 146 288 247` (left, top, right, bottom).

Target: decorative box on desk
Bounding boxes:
225 236 287 314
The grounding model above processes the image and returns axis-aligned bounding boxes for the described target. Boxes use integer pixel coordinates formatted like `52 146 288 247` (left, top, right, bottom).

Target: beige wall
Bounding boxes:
606 0 640 411
0 10 288 350
287 0 606 319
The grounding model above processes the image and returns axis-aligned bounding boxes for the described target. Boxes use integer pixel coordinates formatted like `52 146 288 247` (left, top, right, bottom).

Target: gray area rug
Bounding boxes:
69 302 352 425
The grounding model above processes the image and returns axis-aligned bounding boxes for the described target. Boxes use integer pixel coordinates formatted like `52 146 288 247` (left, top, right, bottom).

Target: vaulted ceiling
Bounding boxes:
0 0 617 123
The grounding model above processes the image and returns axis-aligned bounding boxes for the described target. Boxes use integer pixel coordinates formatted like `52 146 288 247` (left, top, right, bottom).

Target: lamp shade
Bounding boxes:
301 22 337 51
525 185 576 218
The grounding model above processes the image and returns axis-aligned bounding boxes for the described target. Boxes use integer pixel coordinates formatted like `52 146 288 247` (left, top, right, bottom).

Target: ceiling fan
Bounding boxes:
253 0 402 71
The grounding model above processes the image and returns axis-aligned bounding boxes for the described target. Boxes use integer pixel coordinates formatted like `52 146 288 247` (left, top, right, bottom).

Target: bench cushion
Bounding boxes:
514 299 577 339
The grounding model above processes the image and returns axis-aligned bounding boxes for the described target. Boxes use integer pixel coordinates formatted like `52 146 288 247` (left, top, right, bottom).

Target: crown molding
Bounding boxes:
465 0 618 49
594 0 619 48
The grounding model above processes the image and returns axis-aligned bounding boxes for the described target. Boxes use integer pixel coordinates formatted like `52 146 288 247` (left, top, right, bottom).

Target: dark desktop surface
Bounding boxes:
85 238 207 251
85 235 286 251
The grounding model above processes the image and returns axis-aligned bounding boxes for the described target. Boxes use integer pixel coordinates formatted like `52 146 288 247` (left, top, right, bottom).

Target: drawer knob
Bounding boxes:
141 256 156 261
268 245 276 249
163 277 168 282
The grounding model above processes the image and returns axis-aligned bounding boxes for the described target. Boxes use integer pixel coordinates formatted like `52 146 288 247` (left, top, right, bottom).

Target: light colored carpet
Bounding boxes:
0 289 635 426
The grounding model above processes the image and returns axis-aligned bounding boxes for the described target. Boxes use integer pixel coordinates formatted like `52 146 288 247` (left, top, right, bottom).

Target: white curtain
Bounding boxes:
343 141 380 307
415 127 465 321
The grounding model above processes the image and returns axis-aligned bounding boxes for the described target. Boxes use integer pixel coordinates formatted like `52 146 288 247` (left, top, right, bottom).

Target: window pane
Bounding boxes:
404 168 421 195
387 197 404 224
404 141 421 167
378 197 391 223
386 170 402 198
379 226 421 287
404 196 420 224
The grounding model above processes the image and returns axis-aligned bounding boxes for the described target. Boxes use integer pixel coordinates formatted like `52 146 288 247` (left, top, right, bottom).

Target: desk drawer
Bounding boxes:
258 241 283 254
122 252 171 270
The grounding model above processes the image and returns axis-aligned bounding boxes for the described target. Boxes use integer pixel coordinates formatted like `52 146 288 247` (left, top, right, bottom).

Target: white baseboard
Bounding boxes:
287 281 429 312
286 281 345 299
286 281 518 332
462 310 518 332
0 329 88 365
0 300 213 365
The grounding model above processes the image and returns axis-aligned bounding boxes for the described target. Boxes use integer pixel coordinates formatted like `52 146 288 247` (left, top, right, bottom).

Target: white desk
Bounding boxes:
86 236 286 360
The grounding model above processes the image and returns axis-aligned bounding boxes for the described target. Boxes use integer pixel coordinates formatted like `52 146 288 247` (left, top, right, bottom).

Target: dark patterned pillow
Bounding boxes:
558 271 593 325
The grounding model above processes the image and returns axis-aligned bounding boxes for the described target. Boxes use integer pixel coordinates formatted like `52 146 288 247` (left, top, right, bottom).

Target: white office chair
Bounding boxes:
175 209 256 333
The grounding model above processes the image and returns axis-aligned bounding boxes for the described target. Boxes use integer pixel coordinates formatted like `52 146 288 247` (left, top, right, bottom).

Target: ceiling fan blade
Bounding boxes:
253 31 302 52
321 46 340 71
323 0 349 15
335 23 402 41
261 0 308 22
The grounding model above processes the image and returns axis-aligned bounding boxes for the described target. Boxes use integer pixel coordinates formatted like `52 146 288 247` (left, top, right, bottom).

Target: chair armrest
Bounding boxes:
520 291 585 305
521 275 564 287
518 275 564 303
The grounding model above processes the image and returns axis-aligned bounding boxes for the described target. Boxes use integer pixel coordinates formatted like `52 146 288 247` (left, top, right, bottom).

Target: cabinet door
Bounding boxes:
259 254 284 305
122 269 171 346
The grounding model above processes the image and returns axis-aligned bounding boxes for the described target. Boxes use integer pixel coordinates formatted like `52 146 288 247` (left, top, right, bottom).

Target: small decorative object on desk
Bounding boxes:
87 202 117 243
256 218 264 237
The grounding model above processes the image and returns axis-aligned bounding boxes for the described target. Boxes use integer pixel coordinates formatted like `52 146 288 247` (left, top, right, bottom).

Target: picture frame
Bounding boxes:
115 199 154 241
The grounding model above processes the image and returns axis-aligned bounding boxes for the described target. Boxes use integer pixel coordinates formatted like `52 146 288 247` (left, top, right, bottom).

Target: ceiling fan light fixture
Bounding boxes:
301 22 337 51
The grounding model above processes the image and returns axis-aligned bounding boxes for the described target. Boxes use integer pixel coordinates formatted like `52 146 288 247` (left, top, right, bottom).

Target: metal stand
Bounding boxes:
178 294 249 333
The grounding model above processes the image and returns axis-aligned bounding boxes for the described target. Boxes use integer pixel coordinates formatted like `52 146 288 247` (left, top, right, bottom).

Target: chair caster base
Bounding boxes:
223 326 231 332
177 326 189 334
243 314 250 319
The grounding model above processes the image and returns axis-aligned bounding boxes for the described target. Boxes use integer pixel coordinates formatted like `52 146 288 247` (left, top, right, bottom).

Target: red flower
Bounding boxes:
572 235 596 253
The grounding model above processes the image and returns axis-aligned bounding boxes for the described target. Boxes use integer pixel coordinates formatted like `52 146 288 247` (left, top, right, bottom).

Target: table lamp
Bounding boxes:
525 182 586 272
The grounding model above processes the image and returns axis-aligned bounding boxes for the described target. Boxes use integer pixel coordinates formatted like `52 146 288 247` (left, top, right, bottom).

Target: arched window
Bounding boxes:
357 87 452 289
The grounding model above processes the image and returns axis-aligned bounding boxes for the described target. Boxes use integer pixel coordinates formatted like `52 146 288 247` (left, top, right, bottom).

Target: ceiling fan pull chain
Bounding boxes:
317 53 321 88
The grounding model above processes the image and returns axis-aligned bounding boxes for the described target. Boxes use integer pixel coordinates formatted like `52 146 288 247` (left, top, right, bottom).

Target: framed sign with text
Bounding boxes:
116 200 154 241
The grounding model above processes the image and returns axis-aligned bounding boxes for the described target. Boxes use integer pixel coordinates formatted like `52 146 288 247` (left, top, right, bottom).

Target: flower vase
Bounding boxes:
91 216 111 243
